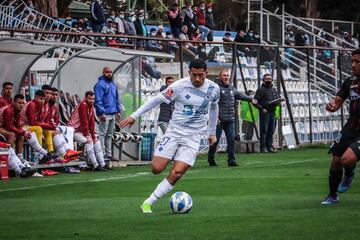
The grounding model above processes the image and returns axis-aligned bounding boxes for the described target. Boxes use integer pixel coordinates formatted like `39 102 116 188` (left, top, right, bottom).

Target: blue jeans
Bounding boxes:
97 114 116 157
208 121 236 162
259 111 276 149
198 25 210 41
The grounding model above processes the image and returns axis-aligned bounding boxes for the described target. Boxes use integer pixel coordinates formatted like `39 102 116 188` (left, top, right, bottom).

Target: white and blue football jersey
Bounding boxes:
159 77 220 134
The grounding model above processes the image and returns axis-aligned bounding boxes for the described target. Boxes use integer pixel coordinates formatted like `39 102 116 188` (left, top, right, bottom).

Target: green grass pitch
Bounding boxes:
1 147 359 240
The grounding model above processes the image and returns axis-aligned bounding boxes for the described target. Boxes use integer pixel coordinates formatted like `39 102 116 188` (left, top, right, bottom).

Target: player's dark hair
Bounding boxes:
2 82 13 88
165 76 174 83
41 84 52 91
51 87 58 92
14 94 24 101
85 91 94 97
35 90 45 97
352 48 360 56
189 59 207 71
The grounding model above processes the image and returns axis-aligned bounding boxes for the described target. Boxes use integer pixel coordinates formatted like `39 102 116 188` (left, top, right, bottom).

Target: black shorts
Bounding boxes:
329 128 360 160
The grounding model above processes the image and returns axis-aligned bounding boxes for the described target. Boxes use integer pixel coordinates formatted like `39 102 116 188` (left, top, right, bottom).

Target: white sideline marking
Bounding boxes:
0 172 150 193
0 159 320 192
244 158 318 167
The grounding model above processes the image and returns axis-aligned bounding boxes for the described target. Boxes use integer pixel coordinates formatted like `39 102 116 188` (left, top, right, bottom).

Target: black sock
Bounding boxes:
344 164 356 177
329 168 343 197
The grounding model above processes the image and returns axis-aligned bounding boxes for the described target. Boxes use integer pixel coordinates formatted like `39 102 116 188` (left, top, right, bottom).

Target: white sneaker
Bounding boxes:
32 172 44 177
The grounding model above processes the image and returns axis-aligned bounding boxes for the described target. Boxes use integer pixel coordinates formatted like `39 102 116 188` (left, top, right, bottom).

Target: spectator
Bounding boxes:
94 67 122 161
254 74 281 153
179 25 197 55
168 3 182 38
234 30 246 56
114 9 126 34
243 29 258 57
241 90 258 140
108 9 116 22
156 25 164 38
194 1 210 41
134 13 147 37
222 32 233 53
163 31 179 56
157 76 175 134
294 27 306 46
181 2 197 40
259 45 275 69
90 0 106 32
205 3 215 41
147 28 163 52
68 91 107 171
64 16 73 27
101 19 117 46
124 12 137 36
142 57 162 79
207 69 256 167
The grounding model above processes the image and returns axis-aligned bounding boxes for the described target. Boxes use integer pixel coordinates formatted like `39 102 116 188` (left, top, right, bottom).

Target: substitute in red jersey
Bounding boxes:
68 91 107 171
20 89 57 153
0 82 13 108
0 82 16 145
41 86 80 161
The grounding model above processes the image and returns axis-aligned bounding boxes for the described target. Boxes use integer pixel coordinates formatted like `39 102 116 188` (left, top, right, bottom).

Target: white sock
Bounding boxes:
28 132 47 156
94 140 106 167
17 153 31 168
8 148 25 174
85 142 98 168
144 178 173 205
53 134 67 155
58 126 74 150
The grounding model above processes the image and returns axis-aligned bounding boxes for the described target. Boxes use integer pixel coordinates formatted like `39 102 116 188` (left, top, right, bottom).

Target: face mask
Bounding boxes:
187 7 191 10
110 15 115 19
139 17 144 21
151 32 156 36
132 17 136 22
207 8 212 13
119 14 124 19
53 21 59 26
248 32 253 37
200 7 205 10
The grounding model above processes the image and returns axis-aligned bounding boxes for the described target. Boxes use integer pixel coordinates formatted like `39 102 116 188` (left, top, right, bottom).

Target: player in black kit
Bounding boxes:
322 49 360 205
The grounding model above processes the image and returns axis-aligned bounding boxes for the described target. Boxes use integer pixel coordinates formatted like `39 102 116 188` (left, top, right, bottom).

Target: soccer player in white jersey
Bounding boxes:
119 59 220 213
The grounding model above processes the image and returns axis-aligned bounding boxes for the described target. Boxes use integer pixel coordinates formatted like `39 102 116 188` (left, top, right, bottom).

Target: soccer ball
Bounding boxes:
169 192 193 214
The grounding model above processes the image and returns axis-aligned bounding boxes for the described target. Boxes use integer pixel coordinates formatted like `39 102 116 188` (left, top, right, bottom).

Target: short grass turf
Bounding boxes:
1 147 360 240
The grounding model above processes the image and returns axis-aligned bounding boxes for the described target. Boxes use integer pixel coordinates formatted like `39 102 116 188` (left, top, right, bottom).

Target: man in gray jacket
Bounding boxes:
208 69 257 166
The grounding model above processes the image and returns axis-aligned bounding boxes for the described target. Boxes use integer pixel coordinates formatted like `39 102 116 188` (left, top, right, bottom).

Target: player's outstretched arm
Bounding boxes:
326 96 344 112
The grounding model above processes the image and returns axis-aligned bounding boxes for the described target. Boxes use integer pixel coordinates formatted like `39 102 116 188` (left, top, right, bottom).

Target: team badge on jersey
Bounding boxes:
164 88 174 98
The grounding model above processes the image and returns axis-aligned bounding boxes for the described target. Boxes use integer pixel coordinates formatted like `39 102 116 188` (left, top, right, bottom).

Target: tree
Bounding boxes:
34 0 58 17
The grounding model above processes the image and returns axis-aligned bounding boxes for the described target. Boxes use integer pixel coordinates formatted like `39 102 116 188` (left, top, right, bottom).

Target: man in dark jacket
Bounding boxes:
157 76 175 134
207 69 257 167
90 0 105 32
94 67 122 161
254 74 281 153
